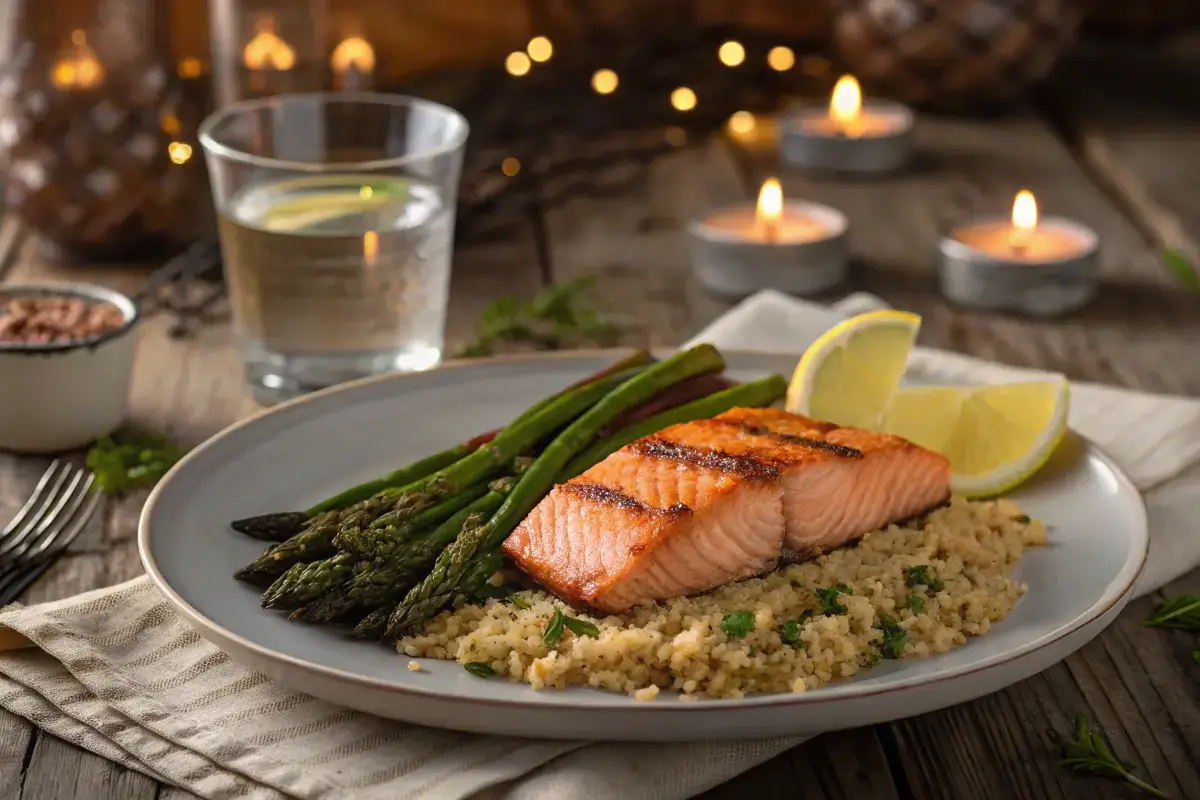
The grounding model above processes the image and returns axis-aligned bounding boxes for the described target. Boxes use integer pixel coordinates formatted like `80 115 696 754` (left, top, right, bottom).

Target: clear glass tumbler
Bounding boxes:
198 92 468 405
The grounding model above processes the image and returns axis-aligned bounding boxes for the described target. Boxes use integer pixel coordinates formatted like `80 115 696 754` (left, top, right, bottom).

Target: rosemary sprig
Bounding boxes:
1141 595 1200 631
1053 713 1169 799
457 276 627 358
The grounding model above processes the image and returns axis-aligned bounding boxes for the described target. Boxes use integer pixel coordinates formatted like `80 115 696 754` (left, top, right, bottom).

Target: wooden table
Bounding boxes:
2 49 1199 799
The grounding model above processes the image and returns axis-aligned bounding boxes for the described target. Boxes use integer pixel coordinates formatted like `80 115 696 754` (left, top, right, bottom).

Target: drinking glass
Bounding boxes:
198 92 468 405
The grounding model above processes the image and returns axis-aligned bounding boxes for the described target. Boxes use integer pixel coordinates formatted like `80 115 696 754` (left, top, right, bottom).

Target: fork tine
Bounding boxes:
0 460 65 541
0 466 87 560
26 472 95 558
0 482 103 605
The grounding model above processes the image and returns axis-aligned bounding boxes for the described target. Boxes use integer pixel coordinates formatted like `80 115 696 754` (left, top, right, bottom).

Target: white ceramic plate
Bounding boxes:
139 351 1148 741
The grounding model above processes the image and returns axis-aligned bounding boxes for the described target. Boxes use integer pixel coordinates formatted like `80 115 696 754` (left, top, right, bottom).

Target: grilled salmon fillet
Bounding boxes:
503 408 951 613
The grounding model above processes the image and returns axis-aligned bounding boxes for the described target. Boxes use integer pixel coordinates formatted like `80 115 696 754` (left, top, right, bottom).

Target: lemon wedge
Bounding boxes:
785 309 921 429
881 379 1070 498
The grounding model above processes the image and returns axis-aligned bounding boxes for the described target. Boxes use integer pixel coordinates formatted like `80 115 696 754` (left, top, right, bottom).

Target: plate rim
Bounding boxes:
138 348 1150 712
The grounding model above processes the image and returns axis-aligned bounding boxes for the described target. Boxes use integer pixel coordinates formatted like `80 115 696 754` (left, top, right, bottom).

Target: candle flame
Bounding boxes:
363 230 379 266
1012 190 1038 231
830 75 862 128
331 36 375 74
757 178 783 240
243 18 295 71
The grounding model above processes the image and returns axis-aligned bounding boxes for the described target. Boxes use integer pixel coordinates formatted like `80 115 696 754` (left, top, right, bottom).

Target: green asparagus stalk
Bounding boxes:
261 552 358 610
384 344 725 636
294 497 508 625
562 375 787 478
229 350 652 542
333 482 491 558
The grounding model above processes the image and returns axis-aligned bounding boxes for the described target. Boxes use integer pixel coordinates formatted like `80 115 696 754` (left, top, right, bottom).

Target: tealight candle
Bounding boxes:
938 190 1099 316
688 178 849 298
780 75 914 173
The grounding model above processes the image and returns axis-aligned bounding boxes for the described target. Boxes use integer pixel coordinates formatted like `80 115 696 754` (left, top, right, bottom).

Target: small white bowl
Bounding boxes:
0 283 140 453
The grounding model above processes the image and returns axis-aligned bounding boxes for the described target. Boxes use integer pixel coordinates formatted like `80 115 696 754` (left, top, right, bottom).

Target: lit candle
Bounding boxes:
938 190 1100 316
331 35 375 89
781 75 914 173
687 179 849 298
242 16 295 94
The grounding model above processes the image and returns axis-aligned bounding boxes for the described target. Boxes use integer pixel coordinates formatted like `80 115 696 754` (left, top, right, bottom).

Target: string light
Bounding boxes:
168 142 192 165
591 68 618 94
502 157 521 176
505 51 531 76
728 111 755 136
359 185 374 199
177 57 202 78
670 87 696 112
718 40 745 67
767 46 795 72
527 36 553 62
160 113 181 136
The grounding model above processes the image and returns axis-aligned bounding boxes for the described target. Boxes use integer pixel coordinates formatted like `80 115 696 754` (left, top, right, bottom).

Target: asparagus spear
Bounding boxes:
333 482 491 558
294 496 508 625
229 350 652 542
562 375 787 478
261 552 358 610
230 445 468 542
384 344 725 635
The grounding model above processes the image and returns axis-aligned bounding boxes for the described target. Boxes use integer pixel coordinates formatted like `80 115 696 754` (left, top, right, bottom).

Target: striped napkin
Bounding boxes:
1 289 1198 799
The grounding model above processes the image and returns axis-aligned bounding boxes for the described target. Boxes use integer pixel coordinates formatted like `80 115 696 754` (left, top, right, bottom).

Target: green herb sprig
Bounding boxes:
720 610 755 639
780 610 814 646
906 591 925 613
458 276 628 358
543 608 565 646
1054 713 1169 798
542 608 600 646
904 565 944 593
1162 249 1199 292
463 662 496 678
85 430 185 494
877 614 908 660
1141 595 1200 631
817 583 852 616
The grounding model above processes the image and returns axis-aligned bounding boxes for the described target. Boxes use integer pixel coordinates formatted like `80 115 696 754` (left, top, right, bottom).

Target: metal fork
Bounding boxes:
0 460 103 605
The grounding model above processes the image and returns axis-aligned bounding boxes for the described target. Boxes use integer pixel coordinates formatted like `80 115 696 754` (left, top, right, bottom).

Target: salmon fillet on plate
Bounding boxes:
502 407 951 613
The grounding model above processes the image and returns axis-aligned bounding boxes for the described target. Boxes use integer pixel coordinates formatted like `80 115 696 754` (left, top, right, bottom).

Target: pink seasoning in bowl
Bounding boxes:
0 294 126 345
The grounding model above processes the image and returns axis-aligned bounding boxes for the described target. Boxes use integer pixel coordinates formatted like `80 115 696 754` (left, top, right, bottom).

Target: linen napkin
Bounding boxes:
1 289 1197 800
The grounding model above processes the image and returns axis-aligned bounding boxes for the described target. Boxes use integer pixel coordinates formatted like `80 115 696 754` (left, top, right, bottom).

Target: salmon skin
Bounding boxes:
503 407 951 613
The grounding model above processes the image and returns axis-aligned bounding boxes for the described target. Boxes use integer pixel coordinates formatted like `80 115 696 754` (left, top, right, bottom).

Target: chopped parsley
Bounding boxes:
507 593 532 609
563 616 600 638
720 611 756 639
904 565 944 593
780 610 813 646
543 608 565 646
817 583 852 616
878 614 908 660
865 647 882 666
86 430 185 494
1013 514 1031 524
463 662 496 678
906 591 926 613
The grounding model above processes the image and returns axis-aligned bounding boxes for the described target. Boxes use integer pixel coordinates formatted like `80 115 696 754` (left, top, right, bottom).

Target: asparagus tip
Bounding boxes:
230 511 309 541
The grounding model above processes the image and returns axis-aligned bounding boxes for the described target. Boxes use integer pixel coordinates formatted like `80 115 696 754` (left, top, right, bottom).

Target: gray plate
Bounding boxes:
139 351 1148 740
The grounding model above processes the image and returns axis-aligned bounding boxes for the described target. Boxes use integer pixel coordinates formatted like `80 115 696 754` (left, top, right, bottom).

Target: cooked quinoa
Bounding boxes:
397 497 1045 700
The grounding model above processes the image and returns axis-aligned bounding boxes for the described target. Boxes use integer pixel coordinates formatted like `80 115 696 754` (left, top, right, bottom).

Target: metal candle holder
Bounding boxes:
780 101 914 174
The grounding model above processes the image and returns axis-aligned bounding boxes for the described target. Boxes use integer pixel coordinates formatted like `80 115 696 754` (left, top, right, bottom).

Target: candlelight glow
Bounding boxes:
718 41 745 67
168 142 192 165
501 157 520 176
671 87 696 112
1009 190 1038 249
830 75 862 130
728 111 756 136
592 68 618 94
505 51 531 76
527 36 553 62
756 178 784 237
767 46 795 72
243 18 295 70
177 57 203 78
363 230 379 269
50 30 105 90
331 36 375 74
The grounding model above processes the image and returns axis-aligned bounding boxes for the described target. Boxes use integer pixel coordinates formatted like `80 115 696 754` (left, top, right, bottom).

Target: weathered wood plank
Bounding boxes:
1043 50 1200 285
19 734 157 800
0 709 35 800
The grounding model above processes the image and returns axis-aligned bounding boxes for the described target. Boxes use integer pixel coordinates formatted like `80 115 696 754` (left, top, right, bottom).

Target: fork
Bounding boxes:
0 460 103 605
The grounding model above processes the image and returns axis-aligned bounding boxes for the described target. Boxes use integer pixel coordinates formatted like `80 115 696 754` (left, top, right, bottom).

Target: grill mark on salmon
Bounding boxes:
715 419 865 460
561 481 692 519
628 437 779 482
